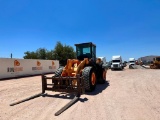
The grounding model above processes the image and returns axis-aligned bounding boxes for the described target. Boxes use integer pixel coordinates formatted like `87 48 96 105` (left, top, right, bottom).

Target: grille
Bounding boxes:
113 64 118 68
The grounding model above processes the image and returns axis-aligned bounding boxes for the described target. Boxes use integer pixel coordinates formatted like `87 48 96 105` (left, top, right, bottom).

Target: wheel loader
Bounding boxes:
10 42 107 116
150 56 160 69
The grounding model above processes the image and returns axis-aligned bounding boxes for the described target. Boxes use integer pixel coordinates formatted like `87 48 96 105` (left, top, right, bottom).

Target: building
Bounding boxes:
138 55 159 65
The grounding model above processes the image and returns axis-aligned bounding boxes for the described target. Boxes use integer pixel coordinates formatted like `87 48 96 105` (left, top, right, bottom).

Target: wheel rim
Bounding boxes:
91 72 96 85
103 70 106 80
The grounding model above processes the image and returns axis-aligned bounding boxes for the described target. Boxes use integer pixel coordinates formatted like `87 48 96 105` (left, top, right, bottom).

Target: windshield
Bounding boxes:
130 61 135 63
82 47 90 54
77 46 90 56
76 44 91 60
112 60 120 62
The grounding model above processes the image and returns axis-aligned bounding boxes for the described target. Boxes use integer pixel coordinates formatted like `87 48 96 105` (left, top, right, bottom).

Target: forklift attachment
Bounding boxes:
10 74 84 116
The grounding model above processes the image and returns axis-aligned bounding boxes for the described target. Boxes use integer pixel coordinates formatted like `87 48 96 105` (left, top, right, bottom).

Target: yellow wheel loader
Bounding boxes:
150 56 160 69
53 42 107 91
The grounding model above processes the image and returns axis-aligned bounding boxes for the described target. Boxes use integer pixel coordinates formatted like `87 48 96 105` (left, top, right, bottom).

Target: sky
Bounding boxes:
0 0 160 61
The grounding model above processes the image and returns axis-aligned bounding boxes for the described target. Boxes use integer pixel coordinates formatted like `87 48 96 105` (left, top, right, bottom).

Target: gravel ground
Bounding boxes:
0 66 160 120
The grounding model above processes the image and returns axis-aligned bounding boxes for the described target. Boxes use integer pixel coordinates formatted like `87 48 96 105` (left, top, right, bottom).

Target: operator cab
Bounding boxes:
155 57 160 61
75 42 96 61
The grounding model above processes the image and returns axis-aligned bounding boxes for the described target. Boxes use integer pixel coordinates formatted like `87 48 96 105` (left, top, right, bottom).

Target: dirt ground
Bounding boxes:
0 66 160 120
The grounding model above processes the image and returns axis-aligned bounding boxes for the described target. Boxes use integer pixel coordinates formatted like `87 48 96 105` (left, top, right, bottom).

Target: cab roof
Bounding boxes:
74 42 96 47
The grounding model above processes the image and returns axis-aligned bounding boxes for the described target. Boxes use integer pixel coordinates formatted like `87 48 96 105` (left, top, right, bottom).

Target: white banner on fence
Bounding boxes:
0 58 59 79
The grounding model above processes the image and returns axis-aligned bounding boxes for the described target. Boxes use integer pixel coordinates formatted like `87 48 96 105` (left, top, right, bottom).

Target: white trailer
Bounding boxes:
97 57 108 69
98 57 106 65
111 55 124 70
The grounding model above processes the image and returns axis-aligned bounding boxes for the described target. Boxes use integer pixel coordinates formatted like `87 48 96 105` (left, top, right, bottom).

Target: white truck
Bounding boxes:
129 58 135 65
111 55 124 70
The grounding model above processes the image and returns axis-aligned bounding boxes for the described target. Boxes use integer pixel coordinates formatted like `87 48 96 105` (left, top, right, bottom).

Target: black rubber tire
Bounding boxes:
54 67 64 77
129 65 133 69
82 66 97 92
121 67 123 70
53 67 64 87
98 68 106 84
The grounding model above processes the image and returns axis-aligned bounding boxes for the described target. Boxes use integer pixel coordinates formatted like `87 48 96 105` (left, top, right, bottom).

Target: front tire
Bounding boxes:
54 67 64 77
82 66 97 92
53 67 64 88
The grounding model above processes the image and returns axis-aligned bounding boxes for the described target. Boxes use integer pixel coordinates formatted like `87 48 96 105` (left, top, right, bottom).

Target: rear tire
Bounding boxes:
82 66 97 92
98 68 106 84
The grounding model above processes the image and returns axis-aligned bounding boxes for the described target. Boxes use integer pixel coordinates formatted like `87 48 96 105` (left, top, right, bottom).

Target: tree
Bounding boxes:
53 41 76 66
23 48 48 59
46 50 54 60
36 48 48 59
23 41 76 65
23 51 38 59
